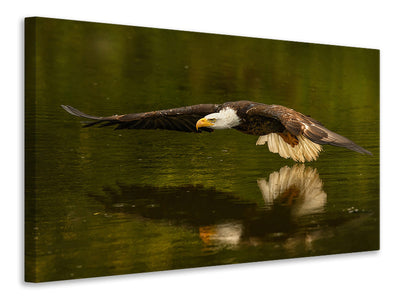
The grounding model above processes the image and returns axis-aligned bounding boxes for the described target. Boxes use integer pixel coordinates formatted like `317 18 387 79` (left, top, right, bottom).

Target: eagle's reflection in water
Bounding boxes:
198 164 327 252
257 164 327 216
91 165 336 254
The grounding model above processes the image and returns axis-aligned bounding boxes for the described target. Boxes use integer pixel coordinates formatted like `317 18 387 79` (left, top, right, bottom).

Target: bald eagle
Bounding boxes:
61 100 372 162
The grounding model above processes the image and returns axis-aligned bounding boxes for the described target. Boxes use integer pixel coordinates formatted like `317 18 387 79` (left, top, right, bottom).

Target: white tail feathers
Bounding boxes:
256 133 322 162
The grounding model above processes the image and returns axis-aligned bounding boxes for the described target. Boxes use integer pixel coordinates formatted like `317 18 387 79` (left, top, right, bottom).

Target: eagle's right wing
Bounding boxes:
61 104 220 133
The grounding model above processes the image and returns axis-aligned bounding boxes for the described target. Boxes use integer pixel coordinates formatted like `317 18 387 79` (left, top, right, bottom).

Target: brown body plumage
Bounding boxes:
61 100 372 162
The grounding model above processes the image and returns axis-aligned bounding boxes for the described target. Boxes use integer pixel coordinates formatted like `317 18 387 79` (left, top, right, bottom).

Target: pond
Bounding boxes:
25 17 379 282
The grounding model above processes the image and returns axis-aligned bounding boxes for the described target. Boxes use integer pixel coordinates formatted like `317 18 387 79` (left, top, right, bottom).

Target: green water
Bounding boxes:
25 17 379 282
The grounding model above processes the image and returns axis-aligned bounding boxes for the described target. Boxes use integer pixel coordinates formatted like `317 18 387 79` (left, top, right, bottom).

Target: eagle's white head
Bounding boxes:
196 107 241 130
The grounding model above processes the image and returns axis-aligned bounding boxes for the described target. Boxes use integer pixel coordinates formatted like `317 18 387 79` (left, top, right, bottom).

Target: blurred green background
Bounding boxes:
25 17 379 282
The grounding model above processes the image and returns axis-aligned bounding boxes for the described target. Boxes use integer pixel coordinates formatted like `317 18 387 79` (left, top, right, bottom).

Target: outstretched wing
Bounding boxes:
247 104 372 155
61 104 220 133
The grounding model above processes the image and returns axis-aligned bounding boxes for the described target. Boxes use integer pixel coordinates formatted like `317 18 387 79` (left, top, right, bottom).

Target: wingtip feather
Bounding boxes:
61 105 102 120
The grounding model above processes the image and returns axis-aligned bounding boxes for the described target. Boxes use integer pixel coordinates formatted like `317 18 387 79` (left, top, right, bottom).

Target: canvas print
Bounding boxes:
25 17 379 282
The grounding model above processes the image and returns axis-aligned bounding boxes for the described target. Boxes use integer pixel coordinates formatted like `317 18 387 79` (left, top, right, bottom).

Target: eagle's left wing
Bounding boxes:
247 104 372 155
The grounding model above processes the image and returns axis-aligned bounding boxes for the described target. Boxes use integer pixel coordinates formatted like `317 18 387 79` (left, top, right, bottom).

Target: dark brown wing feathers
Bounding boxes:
247 104 372 155
61 104 219 133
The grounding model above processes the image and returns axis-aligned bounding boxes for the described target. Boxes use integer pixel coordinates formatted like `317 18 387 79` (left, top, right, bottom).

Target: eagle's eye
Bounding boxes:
209 118 216 123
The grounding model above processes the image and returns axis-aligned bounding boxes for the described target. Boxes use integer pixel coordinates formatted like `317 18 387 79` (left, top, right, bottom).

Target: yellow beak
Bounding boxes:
196 118 214 131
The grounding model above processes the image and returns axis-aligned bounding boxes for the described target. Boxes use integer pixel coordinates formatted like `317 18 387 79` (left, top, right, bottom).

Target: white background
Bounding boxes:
2 0 399 299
